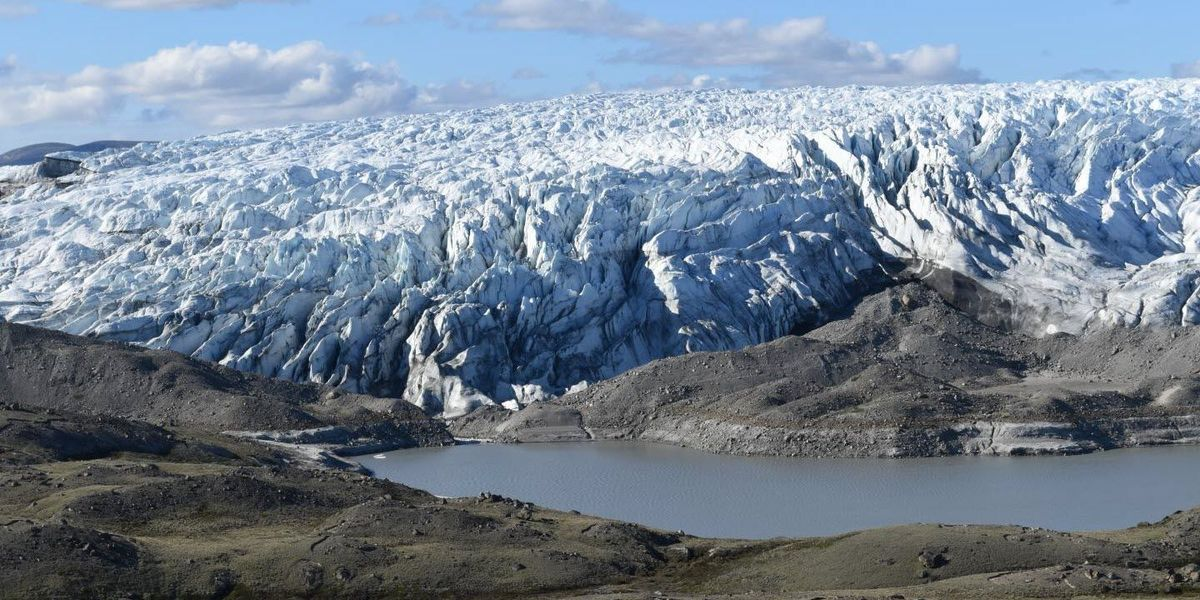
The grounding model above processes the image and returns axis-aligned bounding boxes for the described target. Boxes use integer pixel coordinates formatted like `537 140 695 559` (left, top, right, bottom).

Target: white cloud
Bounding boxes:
72 0 292 9
579 72 732 94
476 0 650 36
1173 60 1200 78
413 1 459 27
474 0 982 86
0 57 120 128
0 41 500 130
416 79 499 112
0 84 119 128
362 2 458 28
511 67 546 80
68 41 419 128
1058 67 1134 81
0 1 36 18
362 12 404 26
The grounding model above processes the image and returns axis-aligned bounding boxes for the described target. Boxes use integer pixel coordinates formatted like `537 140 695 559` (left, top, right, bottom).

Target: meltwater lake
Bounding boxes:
364 441 1200 539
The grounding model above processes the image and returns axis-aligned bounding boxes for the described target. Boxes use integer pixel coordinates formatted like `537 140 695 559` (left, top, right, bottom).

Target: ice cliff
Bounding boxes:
3 80 1200 416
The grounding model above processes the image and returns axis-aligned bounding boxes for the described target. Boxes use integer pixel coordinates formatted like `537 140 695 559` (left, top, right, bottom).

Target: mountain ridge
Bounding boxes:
0 140 146 166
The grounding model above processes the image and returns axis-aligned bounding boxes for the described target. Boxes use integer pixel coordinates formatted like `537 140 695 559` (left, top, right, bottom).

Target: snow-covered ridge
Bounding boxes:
3 80 1200 416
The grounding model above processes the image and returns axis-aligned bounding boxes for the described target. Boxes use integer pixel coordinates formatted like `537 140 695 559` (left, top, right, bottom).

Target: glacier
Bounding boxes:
2 80 1200 417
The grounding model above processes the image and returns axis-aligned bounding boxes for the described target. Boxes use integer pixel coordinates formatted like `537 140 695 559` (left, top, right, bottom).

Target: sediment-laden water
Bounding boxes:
366 442 1200 538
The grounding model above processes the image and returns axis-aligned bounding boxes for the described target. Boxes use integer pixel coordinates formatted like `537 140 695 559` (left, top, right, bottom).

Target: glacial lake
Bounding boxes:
363 441 1200 539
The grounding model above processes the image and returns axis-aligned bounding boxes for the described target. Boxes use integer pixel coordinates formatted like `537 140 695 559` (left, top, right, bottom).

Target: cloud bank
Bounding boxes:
0 1 35 19
72 0 293 9
474 0 983 86
0 42 498 129
1173 60 1200 78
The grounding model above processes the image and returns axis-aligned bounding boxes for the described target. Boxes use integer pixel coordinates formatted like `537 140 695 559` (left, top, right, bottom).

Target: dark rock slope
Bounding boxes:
457 282 1200 457
0 321 452 455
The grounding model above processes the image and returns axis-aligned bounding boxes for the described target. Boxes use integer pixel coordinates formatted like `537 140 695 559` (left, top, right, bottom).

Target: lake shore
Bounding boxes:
3 403 1200 599
3 317 1200 597
451 402 1200 458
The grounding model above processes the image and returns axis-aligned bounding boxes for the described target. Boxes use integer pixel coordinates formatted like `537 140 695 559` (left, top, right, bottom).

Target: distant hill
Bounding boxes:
0 142 75 166
0 140 147 166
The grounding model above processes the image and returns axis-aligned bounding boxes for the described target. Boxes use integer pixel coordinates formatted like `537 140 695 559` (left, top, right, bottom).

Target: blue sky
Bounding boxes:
1 0 1198 149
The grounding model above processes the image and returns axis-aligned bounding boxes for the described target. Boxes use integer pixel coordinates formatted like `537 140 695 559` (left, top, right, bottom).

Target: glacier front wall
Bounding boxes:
3 81 1200 416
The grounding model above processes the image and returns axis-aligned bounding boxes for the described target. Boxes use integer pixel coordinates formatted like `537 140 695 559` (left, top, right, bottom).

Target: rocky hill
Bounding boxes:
0 321 451 460
458 281 1200 456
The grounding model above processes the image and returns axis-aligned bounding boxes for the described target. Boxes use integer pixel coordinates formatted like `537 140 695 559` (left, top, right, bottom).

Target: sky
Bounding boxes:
0 0 1198 149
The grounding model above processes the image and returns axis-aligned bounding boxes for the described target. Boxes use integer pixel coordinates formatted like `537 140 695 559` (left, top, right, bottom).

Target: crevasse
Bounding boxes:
3 80 1200 416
